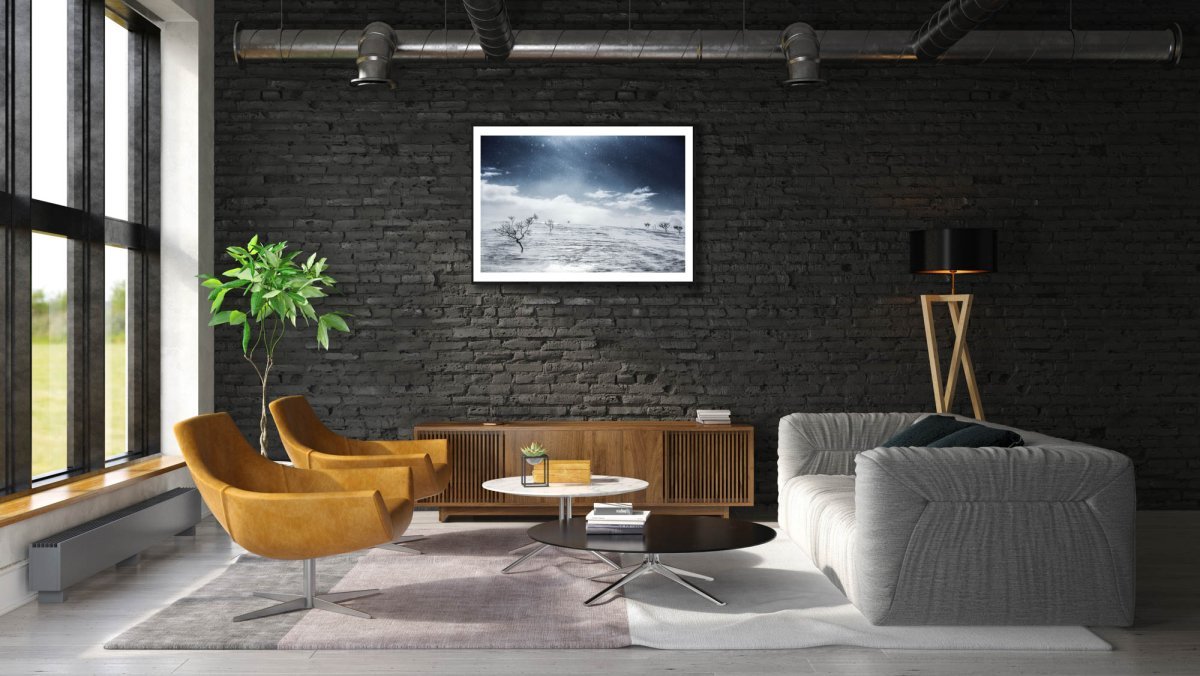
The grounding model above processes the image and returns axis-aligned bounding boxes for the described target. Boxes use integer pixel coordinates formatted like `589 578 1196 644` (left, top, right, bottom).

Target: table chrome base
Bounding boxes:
502 543 620 573
585 554 724 606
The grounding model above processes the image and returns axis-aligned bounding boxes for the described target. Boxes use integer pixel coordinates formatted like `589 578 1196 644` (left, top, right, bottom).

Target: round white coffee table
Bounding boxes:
482 475 649 573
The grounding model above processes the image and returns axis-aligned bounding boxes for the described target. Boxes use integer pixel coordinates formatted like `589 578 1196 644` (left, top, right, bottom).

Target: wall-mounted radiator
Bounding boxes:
28 487 201 602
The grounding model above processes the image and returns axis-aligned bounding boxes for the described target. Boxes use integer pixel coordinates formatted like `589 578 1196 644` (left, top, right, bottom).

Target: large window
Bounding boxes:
1 0 159 493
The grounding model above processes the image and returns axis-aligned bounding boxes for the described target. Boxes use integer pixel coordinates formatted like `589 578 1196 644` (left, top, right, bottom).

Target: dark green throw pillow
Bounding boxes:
879 415 973 447
927 424 1023 448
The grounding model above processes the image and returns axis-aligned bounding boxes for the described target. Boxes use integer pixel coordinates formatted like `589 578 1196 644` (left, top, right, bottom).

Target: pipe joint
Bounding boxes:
351 21 397 88
781 23 823 87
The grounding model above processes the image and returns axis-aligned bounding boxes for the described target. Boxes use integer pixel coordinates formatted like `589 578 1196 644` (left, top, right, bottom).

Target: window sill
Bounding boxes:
0 454 187 528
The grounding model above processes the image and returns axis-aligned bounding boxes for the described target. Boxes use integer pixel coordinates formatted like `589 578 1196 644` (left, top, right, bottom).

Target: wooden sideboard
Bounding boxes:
413 421 755 520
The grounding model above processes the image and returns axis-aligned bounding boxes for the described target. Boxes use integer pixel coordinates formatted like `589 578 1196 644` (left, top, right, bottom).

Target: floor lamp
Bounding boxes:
909 228 997 421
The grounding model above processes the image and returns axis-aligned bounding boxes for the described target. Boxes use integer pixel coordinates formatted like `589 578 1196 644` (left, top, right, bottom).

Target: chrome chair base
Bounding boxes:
234 558 378 622
377 542 422 555
585 554 723 606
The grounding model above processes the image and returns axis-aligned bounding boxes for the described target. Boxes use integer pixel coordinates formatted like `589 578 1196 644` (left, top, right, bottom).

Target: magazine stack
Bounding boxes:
695 409 731 425
585 502 650 535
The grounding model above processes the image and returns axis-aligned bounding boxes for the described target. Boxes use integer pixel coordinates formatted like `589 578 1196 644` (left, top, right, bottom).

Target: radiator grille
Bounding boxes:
663 431 752 504
415 430 505 504
31 488 195 547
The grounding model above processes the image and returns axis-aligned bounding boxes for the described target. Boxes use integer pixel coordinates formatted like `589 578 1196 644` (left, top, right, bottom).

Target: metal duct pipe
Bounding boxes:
462 0 514 60
233 27 1182 66
912 0 1011 61
350 22 397 87
781 23 822 87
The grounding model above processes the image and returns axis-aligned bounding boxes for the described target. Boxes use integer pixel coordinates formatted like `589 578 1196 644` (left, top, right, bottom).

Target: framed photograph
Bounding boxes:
473 126 693 282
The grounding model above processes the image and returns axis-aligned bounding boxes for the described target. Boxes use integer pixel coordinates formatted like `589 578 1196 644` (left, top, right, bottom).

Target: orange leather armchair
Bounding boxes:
174 412 415 622
269 395 450 554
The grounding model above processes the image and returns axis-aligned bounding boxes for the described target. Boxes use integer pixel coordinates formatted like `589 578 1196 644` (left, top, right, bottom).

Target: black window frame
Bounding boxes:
0 0 160 494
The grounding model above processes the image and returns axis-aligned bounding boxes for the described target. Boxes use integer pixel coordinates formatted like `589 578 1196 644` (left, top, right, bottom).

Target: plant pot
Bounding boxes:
522 454 549 487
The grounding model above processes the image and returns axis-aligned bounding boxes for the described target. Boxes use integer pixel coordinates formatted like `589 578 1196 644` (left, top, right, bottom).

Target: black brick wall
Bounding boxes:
214 1 1200 510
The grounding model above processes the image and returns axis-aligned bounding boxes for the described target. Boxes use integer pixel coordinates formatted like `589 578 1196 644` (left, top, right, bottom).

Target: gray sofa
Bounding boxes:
777 412 1135 626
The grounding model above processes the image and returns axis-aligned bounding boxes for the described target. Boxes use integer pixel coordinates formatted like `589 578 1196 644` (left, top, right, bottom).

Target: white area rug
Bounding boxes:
623 536 1110 650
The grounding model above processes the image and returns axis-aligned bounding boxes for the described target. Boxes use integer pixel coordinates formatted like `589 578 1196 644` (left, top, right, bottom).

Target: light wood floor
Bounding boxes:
1 511 1197 675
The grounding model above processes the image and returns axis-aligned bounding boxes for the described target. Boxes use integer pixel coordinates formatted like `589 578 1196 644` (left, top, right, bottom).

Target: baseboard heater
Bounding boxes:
28 487 201 603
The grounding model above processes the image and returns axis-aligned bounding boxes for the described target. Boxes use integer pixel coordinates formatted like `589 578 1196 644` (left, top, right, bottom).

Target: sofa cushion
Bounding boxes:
878 415 972 447
779 474 858 602
927 424 1022 448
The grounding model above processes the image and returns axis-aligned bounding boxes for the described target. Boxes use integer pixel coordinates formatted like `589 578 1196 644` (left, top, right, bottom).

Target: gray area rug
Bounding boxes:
106 523 1109 651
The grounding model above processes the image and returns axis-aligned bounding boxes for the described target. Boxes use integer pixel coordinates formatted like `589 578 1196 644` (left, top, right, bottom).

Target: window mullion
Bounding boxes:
1 0 35 494
65 0 105 475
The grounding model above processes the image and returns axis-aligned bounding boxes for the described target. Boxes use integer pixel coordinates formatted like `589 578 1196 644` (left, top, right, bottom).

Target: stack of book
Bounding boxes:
585 502 650 535
696 409 731 425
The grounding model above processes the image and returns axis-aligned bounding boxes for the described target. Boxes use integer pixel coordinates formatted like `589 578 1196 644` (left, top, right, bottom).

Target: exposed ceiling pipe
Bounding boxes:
912 0 1012 62
781 23 822 87
233 26 1182 67
350 22 397 88
462 0 515 61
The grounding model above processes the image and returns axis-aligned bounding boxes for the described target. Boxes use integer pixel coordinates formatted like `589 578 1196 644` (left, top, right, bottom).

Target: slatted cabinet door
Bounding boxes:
414 430 505 506
662 430 754 506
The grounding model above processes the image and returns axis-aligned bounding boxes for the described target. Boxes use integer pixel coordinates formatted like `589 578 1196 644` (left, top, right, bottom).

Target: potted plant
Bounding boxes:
520 442 549 487
199 236 350 456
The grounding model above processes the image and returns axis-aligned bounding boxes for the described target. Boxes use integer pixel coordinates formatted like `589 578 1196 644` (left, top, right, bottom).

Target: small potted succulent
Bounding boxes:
520 442 549 487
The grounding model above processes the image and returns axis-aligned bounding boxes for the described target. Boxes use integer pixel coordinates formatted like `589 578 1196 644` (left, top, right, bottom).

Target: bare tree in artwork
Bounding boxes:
545 218 555 234
497 215 535 253
673 224 683 235
644 222 651 229
657 221 671 233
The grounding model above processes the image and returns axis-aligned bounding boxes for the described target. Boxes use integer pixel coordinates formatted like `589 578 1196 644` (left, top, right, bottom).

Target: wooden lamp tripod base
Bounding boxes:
920 293 985 421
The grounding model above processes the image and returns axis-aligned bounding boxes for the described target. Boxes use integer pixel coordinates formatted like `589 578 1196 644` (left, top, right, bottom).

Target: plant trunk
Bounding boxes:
258 355 273 457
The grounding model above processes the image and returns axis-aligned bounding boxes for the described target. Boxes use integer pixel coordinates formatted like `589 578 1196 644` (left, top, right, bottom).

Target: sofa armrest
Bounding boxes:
856 444 1133 502
777 412 925 491
853 445 1136 626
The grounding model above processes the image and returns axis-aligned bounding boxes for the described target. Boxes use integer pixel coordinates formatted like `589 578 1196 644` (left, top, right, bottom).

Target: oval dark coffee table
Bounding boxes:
528 514 775 607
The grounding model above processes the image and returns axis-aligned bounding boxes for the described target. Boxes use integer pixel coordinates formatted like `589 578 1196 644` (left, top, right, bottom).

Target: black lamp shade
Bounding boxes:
910 228 997 275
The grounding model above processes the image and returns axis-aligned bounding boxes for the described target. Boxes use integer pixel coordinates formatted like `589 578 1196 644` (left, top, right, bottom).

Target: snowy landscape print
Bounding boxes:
473 127 693 282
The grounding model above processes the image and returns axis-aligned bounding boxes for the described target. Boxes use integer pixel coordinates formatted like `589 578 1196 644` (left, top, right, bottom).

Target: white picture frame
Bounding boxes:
473 126 694 283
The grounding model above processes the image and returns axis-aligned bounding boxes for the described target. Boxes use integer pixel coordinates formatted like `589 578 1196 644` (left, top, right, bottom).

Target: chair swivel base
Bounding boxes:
233 558 378 622
236 588 380 622
585 554 724 607
381 540 429 554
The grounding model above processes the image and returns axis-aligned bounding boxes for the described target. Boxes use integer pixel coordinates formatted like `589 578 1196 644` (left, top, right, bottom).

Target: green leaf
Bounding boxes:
241 321 252 354
228 310 247 326
208 310 232 326
322 313 350 333
297 286 325 299
316 322 329 349
248 235 259 250
210 288 228 314
262 289 281 299
200 277 222 289
250 291 264 317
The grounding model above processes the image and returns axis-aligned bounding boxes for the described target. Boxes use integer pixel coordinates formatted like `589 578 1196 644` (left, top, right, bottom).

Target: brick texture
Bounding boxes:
214 1 1200 509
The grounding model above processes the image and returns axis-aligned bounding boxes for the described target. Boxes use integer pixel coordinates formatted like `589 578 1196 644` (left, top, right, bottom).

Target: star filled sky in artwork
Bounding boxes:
478 134 687 229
